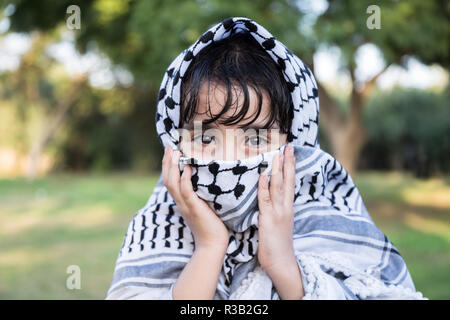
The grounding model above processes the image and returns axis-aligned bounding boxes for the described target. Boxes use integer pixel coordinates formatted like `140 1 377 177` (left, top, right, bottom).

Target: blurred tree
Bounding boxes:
362 86 450 177
0 30 88 179
3 0 313 173
3 0 449 174
26 74 88 179
312 0 449 173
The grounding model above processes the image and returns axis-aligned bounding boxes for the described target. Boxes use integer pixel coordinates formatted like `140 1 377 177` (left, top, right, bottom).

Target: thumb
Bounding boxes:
258 173 272 213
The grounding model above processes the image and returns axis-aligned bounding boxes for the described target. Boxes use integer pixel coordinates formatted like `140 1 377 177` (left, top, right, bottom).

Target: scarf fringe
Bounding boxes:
297 252 426 300
228 266 275 300
227 253 426 300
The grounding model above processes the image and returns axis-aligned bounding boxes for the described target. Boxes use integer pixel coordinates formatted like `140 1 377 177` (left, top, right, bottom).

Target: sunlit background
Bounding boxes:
0 0 449 299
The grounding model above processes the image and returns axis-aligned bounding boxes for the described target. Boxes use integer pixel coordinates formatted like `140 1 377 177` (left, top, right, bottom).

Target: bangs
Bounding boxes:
182 77 277 129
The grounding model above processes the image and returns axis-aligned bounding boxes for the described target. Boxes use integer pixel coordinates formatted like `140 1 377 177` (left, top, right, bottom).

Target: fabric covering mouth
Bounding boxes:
177 144 289 232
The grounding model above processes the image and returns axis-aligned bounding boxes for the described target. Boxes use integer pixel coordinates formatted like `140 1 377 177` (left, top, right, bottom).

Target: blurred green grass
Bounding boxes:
0 171 449 299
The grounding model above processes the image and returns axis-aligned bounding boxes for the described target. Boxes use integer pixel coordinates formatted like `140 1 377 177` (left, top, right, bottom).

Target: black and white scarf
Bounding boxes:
106 17 424 300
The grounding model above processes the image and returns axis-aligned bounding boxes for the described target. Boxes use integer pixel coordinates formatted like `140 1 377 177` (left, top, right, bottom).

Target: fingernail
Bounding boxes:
181 164 189 175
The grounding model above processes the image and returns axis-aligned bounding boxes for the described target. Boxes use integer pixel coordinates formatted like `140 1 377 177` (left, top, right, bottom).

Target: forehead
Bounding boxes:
193 81 271 125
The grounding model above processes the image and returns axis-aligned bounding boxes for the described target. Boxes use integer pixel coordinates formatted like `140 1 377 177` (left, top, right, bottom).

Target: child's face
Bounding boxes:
179 82 287 161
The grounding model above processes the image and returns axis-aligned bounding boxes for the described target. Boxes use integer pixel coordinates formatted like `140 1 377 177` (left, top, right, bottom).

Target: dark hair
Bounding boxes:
180 31 294 140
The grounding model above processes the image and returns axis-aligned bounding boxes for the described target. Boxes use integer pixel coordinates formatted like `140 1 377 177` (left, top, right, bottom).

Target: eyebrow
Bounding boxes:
183 122 280 131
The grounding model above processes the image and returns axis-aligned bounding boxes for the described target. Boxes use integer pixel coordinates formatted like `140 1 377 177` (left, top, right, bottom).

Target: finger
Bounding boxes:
258 172 273 214
164 148 188 214
283 145 296 204
270 152 283 202
180 164 196 206
168 149 182 186
168 149 183 198
162 147 171 186
165 147 175 189
173 164 196 215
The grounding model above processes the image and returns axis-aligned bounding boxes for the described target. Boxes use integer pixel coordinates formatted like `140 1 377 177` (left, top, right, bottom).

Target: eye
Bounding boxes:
246 135 268 147
193 133 215 145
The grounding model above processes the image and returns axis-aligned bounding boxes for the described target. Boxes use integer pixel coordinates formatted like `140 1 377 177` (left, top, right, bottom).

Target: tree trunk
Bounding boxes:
318 84 366 175
316 62 390 175
26 75 87 180
27 138 47 181
330 121 366 175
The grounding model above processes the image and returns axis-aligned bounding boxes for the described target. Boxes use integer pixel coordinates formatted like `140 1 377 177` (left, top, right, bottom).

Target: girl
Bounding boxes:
106 17 424 300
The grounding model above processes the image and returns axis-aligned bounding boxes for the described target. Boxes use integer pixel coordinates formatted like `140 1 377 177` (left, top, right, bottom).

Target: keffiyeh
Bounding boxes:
106 17 425 300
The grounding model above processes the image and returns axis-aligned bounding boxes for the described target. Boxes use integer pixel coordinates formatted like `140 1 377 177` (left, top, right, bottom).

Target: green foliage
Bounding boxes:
2 0 318 173
362 87 450 177
55 85 155 172
6 0 315 82
2 0 449 174
315 0 449 67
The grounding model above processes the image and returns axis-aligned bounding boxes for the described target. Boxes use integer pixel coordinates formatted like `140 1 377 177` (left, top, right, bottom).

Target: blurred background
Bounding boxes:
0 0 448 299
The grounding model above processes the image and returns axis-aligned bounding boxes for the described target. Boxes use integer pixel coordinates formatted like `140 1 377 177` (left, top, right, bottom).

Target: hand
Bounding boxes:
257 145 297 272
162 147 229 251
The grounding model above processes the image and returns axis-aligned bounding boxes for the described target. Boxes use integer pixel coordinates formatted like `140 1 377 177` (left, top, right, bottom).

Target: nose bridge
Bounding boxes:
223 128 238 161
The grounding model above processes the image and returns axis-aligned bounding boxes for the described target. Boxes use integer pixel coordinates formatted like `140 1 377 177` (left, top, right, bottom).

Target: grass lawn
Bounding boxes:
0 171 449 299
